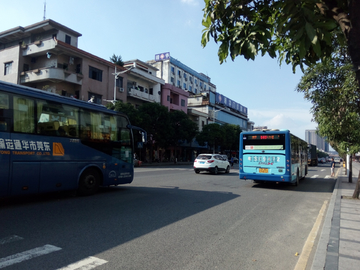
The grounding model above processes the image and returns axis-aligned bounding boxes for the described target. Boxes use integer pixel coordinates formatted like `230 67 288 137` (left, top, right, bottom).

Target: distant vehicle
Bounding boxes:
334 157 341 163
194 154 230 174
308 144 318 166
239 130 307 186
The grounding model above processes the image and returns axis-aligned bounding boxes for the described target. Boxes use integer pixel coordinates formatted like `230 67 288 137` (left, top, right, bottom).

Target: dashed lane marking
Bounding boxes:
57 256 108 270
0 244 62 269
311 175 319 178
0 235 23 245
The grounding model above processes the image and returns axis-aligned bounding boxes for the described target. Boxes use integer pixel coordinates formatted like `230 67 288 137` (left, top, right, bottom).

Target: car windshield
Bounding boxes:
197 155 212 160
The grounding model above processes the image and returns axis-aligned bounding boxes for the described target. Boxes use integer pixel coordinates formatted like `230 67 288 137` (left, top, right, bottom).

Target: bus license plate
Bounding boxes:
259 168 268 173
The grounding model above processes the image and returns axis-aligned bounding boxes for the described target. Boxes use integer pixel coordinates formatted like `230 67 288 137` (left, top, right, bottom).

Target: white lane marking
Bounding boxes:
311 175 319 178
0 235 23 245
57 256 108 270
0 244 61 269
321 169 326 172
325 175 332 178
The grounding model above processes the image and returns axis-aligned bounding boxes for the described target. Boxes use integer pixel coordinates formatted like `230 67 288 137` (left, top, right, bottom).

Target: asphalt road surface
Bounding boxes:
0 163 335 270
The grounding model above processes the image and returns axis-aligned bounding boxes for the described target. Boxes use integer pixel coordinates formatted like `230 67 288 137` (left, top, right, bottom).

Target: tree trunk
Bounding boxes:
352 171 360 199
349 155 352 183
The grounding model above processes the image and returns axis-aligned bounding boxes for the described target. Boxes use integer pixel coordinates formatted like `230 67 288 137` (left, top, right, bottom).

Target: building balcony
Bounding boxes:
127 87 160 103
21 38 57 57
20 67 83 85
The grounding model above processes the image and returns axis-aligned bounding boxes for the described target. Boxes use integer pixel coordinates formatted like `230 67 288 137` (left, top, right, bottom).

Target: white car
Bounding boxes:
193 154 231 174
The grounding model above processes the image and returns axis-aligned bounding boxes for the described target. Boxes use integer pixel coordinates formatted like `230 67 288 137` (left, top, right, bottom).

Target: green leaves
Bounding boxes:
201 0 343 72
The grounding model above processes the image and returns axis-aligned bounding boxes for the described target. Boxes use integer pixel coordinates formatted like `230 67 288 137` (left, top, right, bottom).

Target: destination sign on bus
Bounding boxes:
246 135 280 140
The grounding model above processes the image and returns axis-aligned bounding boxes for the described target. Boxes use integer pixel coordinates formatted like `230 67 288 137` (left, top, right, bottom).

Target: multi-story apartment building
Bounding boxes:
305 129 329 152
123 60 164 108
0 19 131 104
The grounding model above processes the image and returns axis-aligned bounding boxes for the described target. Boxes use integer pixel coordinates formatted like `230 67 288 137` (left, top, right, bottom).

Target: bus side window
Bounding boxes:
0 92 10 132
13 96 35 134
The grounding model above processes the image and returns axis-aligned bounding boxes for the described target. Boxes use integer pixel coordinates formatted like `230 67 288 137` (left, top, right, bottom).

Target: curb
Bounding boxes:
310 168 341 270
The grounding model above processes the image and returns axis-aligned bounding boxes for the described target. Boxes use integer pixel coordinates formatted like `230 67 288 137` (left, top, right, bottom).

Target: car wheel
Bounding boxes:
225 166 230 173
213 166 218 175
195 170 200 174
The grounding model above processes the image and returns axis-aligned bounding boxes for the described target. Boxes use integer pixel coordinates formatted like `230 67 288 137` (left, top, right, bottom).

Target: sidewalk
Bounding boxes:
312 162 360 270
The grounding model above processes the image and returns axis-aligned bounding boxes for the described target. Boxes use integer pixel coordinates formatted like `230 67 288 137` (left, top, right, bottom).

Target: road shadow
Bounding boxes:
250 176 336 193
0 185 239 267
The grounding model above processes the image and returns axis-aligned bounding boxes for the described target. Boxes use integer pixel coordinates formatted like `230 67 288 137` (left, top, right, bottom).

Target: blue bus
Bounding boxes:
239 130 307 186
0 81 146 198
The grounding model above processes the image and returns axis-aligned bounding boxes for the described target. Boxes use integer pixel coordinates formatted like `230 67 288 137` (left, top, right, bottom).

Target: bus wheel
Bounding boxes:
78 169 100 196
225 166 230 174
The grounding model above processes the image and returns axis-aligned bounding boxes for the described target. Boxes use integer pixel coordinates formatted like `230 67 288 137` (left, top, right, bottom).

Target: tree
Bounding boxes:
110 54 124 66
169 110 198 147
138 103 172 150
296 42 360 196
197 123 225 153
106 101 142 127
201 1 360 85
220 123 242 152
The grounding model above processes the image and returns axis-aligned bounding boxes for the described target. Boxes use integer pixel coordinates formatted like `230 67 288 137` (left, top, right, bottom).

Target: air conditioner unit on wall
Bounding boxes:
119 87 124 92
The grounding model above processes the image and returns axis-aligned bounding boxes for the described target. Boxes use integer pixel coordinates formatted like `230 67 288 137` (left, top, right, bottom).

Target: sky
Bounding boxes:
0 0 318 141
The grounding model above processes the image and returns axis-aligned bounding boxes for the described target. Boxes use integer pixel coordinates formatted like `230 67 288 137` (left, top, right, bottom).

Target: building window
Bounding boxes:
195 79 198 85
23 64 29 72
183 83 187 89
177 80 181 87
88 93 102 104
171 66 175 74
178 70 181 77
89 66 103 82
116 77 123 88
181 99 185 106
4 62 12 75
171 77 175 84
149 88 153 95
195 88 197 94
167 95 170 101
65 35 71 45
189 85 192 92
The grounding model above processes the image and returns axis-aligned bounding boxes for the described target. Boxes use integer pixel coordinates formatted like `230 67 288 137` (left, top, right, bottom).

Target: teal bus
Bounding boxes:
0 81 146 198
239 129 307 186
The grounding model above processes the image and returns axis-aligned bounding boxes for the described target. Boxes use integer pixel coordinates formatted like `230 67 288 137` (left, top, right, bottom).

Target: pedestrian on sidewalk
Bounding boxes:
331 158 335 177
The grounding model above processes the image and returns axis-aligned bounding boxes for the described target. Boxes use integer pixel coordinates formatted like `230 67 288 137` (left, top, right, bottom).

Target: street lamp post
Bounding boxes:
104 65 134 104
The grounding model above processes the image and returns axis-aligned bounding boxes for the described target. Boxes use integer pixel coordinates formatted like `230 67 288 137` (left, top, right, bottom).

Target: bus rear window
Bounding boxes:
243 134 285 150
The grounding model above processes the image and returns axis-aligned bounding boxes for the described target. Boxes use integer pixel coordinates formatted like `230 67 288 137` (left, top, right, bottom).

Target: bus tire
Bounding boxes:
78 168 100 196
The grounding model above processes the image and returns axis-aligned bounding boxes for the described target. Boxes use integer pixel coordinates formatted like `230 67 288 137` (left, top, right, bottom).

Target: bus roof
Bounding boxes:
241 129 290 134
0 80 125 116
